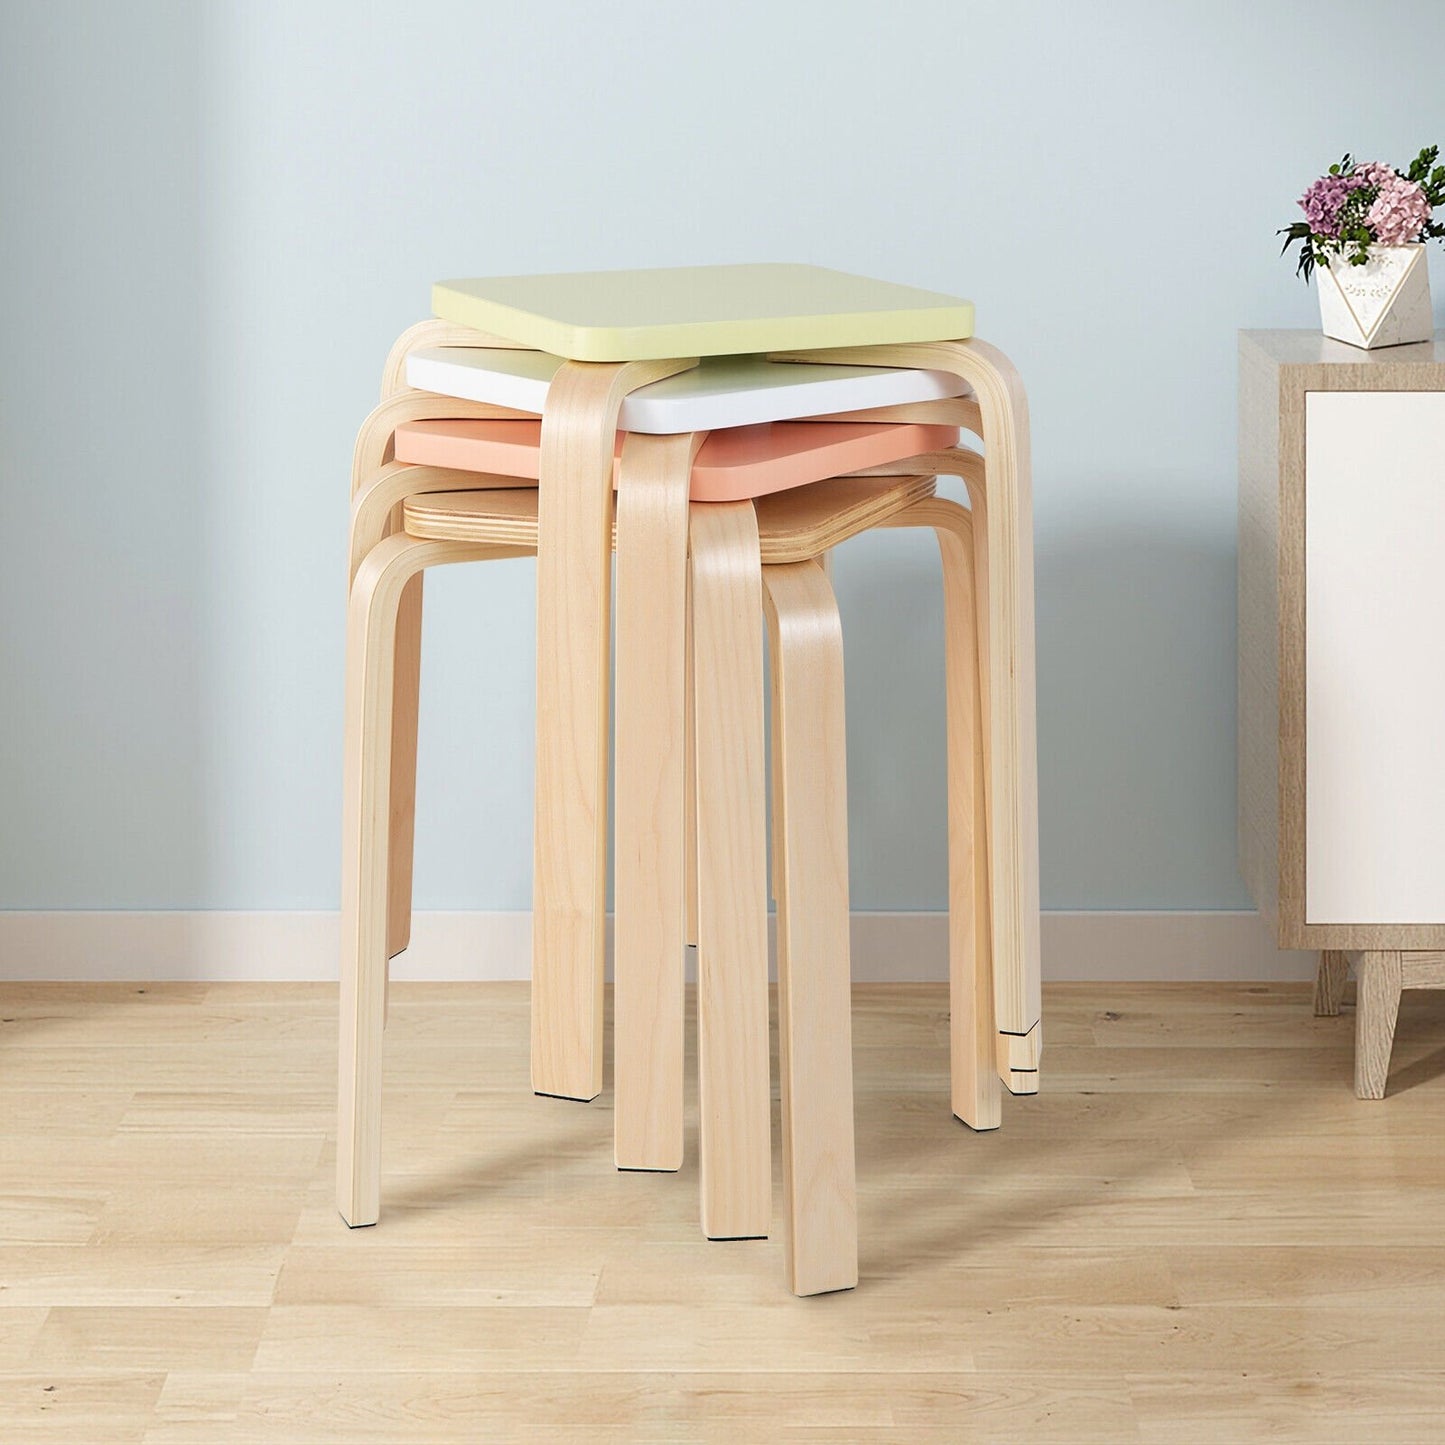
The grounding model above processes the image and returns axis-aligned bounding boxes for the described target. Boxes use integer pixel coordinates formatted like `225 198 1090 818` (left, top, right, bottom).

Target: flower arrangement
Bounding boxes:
1280 147 1445 281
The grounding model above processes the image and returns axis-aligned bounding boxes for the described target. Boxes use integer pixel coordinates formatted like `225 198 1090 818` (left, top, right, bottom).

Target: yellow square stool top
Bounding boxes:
431 262 974 362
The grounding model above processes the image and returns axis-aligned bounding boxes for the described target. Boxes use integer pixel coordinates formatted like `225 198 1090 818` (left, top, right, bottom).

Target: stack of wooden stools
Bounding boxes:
337 264 1040 1295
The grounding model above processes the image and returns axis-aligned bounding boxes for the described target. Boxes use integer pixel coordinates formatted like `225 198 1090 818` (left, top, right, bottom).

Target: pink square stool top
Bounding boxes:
391 418 958 504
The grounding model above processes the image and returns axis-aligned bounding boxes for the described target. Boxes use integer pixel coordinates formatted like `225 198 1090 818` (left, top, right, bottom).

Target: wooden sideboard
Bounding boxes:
1238 329 1445 1095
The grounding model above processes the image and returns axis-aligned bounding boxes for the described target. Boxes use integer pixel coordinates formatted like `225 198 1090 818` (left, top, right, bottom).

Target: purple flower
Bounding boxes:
1298 172 1364 238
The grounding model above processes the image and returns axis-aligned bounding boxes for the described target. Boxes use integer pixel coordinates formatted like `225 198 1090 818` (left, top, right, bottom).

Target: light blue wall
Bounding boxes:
2 0 1442 912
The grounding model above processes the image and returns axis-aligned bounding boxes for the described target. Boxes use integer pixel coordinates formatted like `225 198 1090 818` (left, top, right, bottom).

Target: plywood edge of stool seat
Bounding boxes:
402 474 937 565
753 475 937 563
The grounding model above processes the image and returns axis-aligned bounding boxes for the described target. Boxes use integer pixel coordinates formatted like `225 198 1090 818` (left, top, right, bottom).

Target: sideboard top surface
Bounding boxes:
1240 328 1445 372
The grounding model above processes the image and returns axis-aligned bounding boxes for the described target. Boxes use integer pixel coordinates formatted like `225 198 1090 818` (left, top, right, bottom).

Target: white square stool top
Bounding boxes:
431 263 974 361
405 348 970 435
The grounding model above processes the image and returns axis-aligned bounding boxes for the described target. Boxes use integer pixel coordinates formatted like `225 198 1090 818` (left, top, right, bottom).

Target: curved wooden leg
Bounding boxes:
881 491 1029 1105
350 392 536 495
386 574 423 962
770 341 1041 1054
1356 950 1402 1099
613 433 698 1171
769 639 783 905
338 533 508 1226
531 358 695 1103
682 586 699 947
690 502 771 1241
1315 950 1349 1017
368 335 541 963
926 505 1004 1129
763 559 858 1296
378 318 531 398
349 462 539 975
684 585 699 950
954 471 1039 1090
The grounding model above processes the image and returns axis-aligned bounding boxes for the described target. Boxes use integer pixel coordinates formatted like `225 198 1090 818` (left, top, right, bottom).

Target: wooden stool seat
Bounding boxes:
431 263 974 361
406 348 971 433
401 473 936 558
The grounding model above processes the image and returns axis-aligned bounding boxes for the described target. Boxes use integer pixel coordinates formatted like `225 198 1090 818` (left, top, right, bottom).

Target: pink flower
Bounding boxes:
1351 160 1396 187
1366 174 1432 245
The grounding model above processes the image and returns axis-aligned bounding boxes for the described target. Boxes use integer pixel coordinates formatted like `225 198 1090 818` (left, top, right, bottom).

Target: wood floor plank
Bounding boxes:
115 1091 336 1137
0 1133 324 1186
0 1246 283 1308
576 1302 979 1373
252 1305 589 1373
968 1303 1445 1373
1128 1372 1445 1443
273 1245 600 1307
0 1091 135 1135
0 1311 52 1370
0 1372 163 1443
143 1371 248 1441
25 1306 267 1374
595 1243 1179 1310
0 1192 106 1246
90 1186 306 1246
1165 1244 1445 1308
167 1370 1143 1443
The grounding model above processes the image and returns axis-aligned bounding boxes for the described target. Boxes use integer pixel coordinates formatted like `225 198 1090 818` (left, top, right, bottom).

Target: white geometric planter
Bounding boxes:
1317 243 1433 349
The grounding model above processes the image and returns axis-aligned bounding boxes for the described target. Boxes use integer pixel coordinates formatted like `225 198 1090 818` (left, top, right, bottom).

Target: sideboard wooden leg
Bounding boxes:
1314 950 1349 1017
1355 950 1403 1099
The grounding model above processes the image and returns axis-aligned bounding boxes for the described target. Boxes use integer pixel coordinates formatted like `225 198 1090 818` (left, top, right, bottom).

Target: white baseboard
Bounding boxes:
0 909 1318 983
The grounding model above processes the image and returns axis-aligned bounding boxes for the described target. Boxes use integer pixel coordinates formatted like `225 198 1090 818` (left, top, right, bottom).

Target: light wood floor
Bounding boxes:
2 981 1445 1443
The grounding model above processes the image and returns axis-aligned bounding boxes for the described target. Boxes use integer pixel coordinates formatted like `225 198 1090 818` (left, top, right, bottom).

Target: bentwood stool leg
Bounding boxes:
337 535 416 1226
348 453 539 994
376 321 533 960
531 358 695 1103
774 341 1042 1076
872 482 1011 1115
684 583 699 951
881 496 1001 1129
762 559 859 1296
689 501 772 1240
613 432 701 1171
950 471 1031 1095
934 501 1003 1128
350 390 537 968
338 531 522 1226
386 575 424 961
862 445 1035 1097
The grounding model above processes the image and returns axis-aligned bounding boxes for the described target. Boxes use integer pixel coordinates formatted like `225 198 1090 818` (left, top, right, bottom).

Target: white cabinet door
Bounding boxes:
1305 391 1445 924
